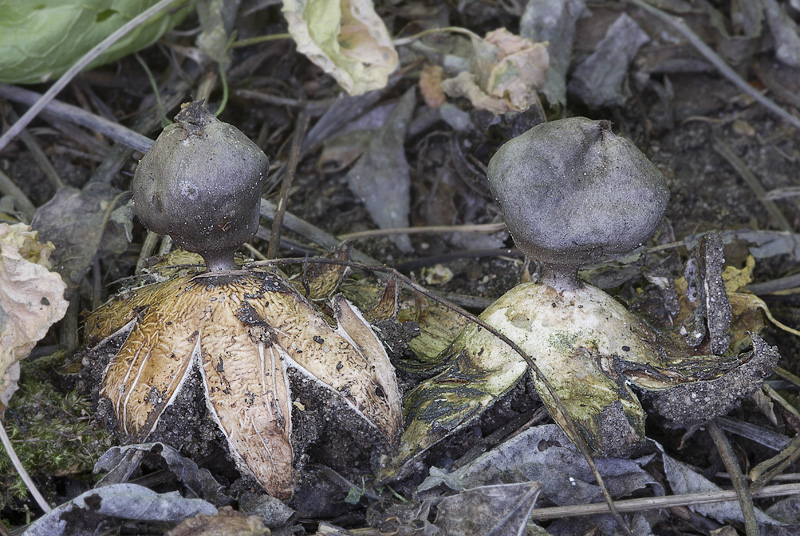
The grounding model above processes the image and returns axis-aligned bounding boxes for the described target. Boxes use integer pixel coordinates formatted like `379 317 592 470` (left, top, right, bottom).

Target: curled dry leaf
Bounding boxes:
282 0 398 95
441 28 549 114
434 482 542 536
0 223 68 416
167 505 269 536
419 64 446 109
86 268 402 500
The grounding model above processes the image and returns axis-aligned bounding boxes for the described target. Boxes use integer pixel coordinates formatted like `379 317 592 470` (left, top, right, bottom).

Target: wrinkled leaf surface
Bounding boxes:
282 0 398 95
0 0 192 84
24 483 217 536
0 223 68 416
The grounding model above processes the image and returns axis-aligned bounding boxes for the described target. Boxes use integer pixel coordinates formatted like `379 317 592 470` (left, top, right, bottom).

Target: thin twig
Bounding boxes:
268 111 310 259
0 84 154 154
0 421 51 512
708 420 759 536
338 223 506 241
527 483 800 521
394 248 521 273
249 256 631 534
625 0 800 132
750 434 800 494
260 200 380 266
0 0 186 153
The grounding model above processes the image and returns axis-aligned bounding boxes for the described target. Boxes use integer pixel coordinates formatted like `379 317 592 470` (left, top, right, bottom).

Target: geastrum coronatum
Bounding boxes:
86 101 402 500
386 118 778 475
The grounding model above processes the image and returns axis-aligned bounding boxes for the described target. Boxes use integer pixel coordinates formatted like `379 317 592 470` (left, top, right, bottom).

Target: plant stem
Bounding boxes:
708 420 759 536
0 421 51 513
230 33 291 48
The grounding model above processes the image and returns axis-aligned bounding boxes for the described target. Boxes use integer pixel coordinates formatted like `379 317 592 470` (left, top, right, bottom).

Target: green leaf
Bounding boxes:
0 1 193 84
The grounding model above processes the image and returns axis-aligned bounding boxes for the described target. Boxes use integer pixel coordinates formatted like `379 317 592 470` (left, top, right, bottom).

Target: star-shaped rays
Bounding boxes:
86 268 401 500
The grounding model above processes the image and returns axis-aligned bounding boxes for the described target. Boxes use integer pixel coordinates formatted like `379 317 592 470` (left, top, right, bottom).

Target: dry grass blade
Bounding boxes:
708 420 759 536
526 483 800 521
338 222 506 241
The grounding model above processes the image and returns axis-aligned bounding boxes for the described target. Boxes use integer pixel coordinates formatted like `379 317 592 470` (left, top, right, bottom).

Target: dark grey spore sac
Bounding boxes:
487 117 669 289
133 100 269 271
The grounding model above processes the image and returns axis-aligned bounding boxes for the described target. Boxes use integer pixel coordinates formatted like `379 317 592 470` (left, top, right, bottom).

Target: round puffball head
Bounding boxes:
133 101 269 270
487 117 669 267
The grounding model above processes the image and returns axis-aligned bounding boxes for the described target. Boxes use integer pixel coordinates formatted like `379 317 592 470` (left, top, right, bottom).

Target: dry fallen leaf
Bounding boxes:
167 505 269 536
345 87 416 252
419 64 446 108
31 183 131 298
0 223 68 416
282 0 398 95
441 28 548 114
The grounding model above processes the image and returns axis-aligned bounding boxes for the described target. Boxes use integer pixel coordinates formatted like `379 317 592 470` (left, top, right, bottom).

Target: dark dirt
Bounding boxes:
3 0 800 535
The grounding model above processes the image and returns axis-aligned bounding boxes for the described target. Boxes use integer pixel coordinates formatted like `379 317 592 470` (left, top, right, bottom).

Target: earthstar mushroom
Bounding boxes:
89 102 402 500
386 118 777 473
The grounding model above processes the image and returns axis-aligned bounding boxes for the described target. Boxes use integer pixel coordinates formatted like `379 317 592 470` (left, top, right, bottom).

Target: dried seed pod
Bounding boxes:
487 117 669 289
133 101 269 271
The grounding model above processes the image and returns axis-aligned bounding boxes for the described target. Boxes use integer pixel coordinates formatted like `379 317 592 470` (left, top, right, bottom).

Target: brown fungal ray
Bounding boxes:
245 272 402 441
295 241 353 300
85 267 206 345
333 294 402 438
200 301 294 501
86 286 161 346
363 276 400 322
99 278 203 439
